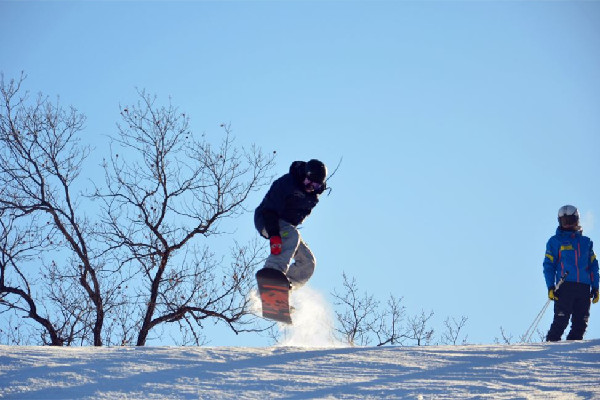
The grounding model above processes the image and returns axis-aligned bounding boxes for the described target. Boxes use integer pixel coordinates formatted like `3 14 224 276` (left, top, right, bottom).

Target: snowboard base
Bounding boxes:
256 268 292 324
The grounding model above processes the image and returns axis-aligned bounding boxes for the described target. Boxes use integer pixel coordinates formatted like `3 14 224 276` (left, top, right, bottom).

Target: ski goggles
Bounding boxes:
303 178 322 191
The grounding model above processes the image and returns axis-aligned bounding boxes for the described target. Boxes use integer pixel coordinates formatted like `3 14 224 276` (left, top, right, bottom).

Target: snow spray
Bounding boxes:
278 286 346 348
249 285 347 347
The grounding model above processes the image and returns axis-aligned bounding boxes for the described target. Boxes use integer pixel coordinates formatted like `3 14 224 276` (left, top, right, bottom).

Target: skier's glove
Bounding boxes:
269 236 282 255
548 286 558 301
592 288 599 304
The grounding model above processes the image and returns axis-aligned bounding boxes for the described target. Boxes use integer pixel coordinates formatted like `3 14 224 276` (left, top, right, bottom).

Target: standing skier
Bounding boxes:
254 159 327 288
543 205 599 341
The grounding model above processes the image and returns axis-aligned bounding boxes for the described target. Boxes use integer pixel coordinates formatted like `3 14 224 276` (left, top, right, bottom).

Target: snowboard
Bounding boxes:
255 268 292 324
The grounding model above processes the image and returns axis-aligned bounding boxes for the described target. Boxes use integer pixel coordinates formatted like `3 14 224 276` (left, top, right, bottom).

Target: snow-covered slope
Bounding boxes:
1 340 599 399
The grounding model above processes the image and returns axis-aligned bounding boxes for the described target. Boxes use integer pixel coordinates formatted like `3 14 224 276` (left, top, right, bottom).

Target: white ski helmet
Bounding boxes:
557 205 580 229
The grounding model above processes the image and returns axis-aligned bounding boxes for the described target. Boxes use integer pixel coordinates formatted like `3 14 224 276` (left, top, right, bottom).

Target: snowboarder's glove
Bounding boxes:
592 288 599 304
548 286 558 301
269 236 282 255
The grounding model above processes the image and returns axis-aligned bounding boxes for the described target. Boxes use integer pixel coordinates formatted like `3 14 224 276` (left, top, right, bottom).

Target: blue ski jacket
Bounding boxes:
543 228 599 290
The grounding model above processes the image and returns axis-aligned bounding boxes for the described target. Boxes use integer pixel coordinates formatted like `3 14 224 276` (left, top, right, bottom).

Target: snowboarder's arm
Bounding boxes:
263 209 281 238
260 176 288 238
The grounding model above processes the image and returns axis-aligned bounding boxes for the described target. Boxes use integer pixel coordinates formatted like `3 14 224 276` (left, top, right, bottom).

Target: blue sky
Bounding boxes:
1 1 599 346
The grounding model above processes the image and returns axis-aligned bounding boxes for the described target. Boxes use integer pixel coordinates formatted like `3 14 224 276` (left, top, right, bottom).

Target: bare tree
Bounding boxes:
331 273 473 347
0 73 109 345
406 309 435 346
373 294 407 346
534 329 546 343
0 210 64 345
494 326 514 345
96 90 275 345
440 316 468 345
1 75 274 346
332 272 379 346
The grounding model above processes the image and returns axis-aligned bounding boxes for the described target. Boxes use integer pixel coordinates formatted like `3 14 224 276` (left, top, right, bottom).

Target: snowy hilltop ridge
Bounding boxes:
1 339 599 399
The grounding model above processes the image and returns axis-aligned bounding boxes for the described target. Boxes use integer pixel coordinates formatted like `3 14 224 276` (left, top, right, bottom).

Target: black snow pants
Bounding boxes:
546 281 591 341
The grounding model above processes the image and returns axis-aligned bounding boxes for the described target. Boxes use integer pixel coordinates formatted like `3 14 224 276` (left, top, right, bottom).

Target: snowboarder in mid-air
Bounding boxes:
543 205 599 341
254 159 327 323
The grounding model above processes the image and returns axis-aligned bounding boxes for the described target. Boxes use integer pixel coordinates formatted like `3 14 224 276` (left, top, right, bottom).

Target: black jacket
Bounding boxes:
254 161 324 238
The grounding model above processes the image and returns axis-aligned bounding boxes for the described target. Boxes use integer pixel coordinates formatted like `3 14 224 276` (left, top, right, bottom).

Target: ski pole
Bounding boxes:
554 271 569 290
522 271 569 343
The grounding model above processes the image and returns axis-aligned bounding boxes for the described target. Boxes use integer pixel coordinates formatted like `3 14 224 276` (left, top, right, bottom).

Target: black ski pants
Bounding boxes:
546 281 591 341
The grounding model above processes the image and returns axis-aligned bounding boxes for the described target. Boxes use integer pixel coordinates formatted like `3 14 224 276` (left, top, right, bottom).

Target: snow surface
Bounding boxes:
0 340 598 399
1 286 599 399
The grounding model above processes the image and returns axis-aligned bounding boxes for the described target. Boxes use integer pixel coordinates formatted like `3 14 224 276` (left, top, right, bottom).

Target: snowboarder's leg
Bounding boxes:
262 221 300 275
566 287 591 340
286 239 315 288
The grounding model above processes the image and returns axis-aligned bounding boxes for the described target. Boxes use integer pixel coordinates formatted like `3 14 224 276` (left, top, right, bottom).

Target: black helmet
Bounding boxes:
305 159 327 184
558 205 580 230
